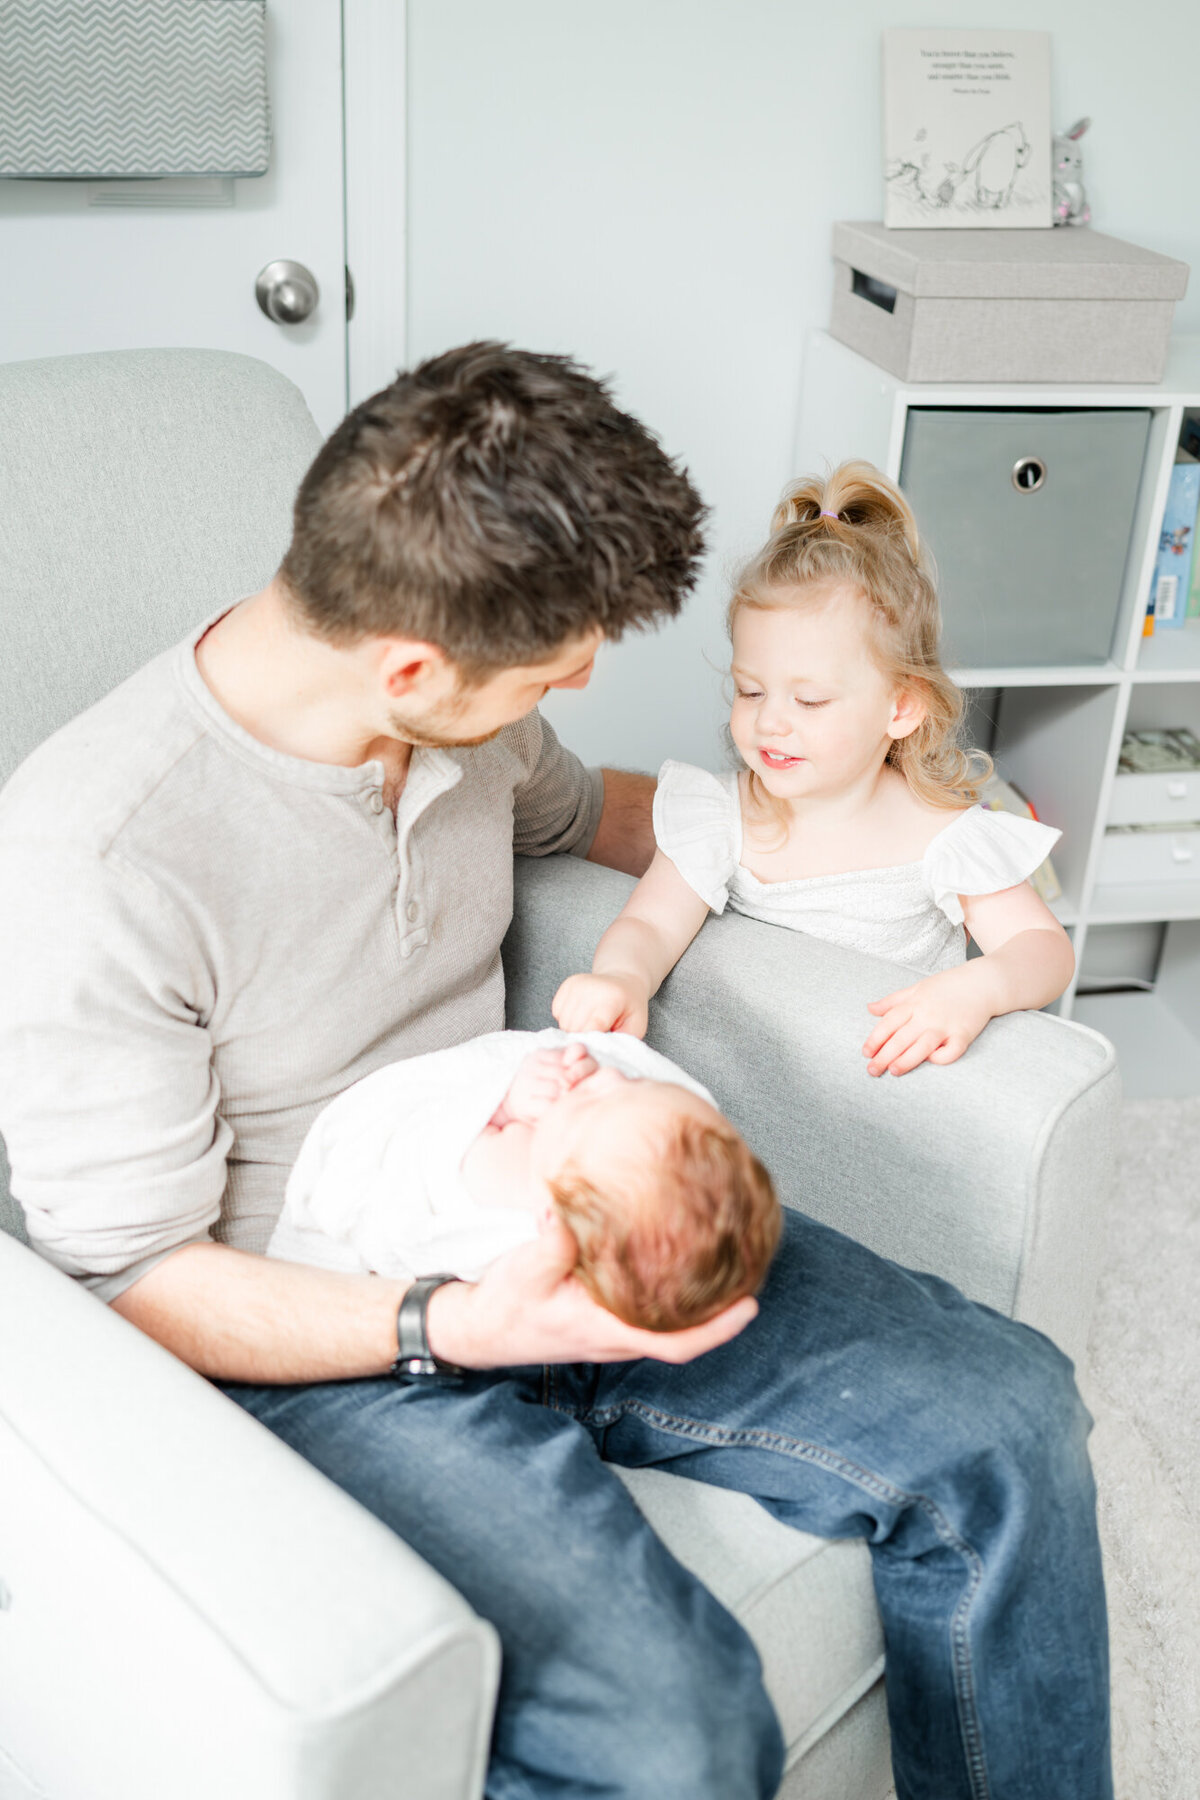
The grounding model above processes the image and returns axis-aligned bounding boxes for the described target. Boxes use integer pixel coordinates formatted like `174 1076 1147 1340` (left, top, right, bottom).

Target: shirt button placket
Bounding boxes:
395 826 424 961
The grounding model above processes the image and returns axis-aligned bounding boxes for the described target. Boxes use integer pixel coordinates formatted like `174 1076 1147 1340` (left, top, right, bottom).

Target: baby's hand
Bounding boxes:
862 970 993 1077
502 1045 599 1124
552 972 649 1038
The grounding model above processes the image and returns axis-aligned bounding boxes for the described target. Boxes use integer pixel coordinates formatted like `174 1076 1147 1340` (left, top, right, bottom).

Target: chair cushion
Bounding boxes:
0 347 321 787
0 346 323 1242
615 1466 884 1761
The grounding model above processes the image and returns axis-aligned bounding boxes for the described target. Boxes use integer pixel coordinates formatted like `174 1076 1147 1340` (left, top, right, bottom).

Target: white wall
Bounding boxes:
407 0 1200 773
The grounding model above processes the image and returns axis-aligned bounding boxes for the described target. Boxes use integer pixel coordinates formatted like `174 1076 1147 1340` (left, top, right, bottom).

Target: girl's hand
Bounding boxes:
863 969 993 1076
552 971 649 1038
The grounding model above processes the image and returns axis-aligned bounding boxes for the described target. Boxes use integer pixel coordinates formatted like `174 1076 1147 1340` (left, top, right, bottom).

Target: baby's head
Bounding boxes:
727 459 989 819
529 1066 780 1332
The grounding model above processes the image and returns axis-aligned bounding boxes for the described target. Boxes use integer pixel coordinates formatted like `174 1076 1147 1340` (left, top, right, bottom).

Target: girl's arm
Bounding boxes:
863 882 1074 1077
552 851 710 1036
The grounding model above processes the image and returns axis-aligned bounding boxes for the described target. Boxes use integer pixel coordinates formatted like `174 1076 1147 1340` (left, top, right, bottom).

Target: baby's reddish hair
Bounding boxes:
550 1112 781 1331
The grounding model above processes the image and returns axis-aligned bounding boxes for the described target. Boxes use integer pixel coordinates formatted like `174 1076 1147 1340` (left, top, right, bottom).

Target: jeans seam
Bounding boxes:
571 1396 992 1800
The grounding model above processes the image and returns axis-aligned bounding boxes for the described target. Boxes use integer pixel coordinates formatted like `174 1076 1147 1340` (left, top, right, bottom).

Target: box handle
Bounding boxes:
1170 837 1195 864
1168 779 1189 800
850 269 897 315
1012 456 1047 494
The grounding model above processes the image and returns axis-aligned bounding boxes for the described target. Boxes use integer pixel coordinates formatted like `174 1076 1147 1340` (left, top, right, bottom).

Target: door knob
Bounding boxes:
255 259 319 325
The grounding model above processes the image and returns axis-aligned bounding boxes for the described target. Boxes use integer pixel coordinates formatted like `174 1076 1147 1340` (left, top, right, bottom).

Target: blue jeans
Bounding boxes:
222 1209 1111 1800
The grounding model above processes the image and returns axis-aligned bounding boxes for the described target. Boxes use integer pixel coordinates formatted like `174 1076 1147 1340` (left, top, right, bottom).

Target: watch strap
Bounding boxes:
393 1274 464 1378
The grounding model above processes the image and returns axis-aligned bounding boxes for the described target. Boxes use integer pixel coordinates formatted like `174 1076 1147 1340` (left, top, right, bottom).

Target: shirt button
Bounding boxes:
406 901 420 923
367 791 384 814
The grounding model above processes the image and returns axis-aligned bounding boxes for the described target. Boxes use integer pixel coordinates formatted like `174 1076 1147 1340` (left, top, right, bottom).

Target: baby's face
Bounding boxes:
528 1065 723 1195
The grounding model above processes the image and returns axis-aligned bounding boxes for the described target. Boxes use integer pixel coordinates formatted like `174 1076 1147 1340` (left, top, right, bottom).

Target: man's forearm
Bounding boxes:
111 1241 409 1382
586 769 656 877
110 1219 756 1381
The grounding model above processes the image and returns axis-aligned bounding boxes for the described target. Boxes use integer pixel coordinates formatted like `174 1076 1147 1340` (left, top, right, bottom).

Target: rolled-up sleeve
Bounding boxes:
0 839 228 1299
510 711 604 859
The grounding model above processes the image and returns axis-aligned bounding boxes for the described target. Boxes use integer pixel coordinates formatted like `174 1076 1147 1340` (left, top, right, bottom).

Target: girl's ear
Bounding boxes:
887 686 927 742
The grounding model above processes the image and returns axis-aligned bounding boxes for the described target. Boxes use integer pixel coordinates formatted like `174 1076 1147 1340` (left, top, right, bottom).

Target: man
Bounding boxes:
0 343 1111 1799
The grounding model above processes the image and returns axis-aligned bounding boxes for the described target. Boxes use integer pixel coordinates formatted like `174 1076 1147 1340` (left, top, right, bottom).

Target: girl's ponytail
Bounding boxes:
770 473 827 533
771 460 925 567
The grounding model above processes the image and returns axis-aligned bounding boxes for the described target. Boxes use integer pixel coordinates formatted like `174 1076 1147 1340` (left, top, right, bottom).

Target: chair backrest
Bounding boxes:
0 348 324 1240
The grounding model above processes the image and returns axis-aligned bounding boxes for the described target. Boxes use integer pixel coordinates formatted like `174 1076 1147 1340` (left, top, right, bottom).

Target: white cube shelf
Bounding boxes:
796 330 1200 1097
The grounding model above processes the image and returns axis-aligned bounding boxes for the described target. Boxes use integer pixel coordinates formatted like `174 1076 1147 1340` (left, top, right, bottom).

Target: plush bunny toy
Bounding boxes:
1053 117 1091 226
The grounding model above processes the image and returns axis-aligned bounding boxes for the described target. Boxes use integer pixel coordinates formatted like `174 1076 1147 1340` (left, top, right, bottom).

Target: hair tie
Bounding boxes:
819 509 839 519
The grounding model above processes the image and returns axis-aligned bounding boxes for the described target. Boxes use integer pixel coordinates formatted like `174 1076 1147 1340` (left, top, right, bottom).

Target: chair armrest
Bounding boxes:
0 1234 499 1800
503 856 1118 1366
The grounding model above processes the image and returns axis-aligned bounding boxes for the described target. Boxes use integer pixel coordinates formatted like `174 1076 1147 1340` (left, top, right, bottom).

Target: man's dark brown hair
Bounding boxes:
280 341 709 675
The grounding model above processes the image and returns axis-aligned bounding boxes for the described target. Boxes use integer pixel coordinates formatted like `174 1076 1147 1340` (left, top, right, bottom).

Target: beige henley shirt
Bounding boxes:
0 614 603 1301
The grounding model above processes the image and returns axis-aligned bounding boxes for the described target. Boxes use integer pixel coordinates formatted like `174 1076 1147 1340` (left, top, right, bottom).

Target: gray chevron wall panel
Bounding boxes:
0 1 271 178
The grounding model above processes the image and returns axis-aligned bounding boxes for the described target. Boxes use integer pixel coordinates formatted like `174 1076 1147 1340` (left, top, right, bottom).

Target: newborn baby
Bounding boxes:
267 1028 780 1331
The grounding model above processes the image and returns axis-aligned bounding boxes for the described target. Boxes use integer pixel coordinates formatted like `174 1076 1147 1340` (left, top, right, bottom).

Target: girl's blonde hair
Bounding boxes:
729 459 990 818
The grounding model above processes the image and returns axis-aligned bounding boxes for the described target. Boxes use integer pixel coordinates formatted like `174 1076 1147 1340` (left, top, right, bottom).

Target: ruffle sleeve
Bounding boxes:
651 759 741 913
924 805 1062 926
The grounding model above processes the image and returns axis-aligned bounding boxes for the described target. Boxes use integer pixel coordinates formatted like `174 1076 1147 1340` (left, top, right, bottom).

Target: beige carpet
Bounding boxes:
1080 1097 1200 1800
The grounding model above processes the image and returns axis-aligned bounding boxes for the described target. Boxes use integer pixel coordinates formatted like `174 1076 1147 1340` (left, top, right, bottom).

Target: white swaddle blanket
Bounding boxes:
266 1028 714 1282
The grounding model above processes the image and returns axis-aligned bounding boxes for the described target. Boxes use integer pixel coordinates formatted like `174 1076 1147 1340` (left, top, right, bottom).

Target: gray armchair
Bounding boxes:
0 349 1118 1800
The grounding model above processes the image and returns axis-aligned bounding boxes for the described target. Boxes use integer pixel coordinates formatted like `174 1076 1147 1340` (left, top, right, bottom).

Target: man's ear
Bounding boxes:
887 685 927 743
377 638 449 700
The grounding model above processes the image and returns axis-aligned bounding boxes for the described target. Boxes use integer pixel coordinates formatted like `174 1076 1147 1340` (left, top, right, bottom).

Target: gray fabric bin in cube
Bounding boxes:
830 222 1188 384
900 406 1151 668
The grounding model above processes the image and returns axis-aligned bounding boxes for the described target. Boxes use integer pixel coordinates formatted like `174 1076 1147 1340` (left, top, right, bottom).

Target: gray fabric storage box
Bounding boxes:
831 222 1189 384
899 406 1151 668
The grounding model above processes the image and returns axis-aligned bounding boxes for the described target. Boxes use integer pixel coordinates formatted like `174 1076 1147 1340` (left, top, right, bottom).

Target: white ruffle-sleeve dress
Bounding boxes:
652 761 1061 974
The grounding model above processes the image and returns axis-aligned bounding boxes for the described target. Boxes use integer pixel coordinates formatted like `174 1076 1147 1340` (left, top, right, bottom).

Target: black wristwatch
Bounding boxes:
392 1274 466 1378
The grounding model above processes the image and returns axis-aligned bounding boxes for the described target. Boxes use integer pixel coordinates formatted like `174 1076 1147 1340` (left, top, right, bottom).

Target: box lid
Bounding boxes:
832 221 1190 301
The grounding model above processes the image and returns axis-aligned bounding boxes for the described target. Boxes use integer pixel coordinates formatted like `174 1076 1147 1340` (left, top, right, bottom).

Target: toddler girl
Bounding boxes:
554 461 1073 1075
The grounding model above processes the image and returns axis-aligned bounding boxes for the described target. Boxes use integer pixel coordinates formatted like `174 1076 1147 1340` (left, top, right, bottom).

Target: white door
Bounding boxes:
0 0 351 435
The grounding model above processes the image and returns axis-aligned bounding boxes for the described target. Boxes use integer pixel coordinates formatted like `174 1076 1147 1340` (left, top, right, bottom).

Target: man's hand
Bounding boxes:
498 1043 598 1125
552 971 649 1037
863 968 993 1076
428 1218 756 1368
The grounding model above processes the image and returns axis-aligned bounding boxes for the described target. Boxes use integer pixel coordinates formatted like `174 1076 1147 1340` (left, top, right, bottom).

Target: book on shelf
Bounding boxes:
1148 457 1200 632
1189 508 1200 622
977 771 1063 902
1181 423 1200 620
1117 727 1200 775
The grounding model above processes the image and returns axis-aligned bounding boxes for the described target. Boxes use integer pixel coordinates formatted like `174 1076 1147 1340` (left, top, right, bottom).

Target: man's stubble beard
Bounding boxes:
386 695 506 751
